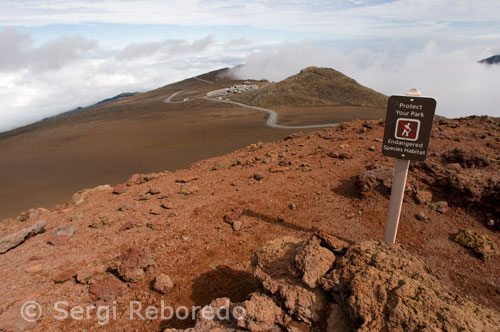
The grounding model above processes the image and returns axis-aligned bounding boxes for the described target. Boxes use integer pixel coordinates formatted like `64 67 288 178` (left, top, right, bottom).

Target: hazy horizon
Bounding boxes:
1 0 500 132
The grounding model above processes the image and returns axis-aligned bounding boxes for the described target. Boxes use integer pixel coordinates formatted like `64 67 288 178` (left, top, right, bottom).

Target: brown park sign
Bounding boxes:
382 95 437 161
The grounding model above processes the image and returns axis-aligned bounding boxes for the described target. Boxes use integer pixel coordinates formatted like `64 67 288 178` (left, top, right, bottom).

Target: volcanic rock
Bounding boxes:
293 236 335 288
453 229 499 260
355 167 392 196
110 246 155 282
322 241 500 332
152 274 174 294
0 220 46 254
251 237 327 324
89 280 123 302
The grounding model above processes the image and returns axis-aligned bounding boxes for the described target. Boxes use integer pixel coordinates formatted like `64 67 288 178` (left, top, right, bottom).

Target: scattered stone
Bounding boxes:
52 226 76 236
355 167 392 196
268 166 290 173
146 219 167 231
288 203 297 211
232 220 243 232
127 174 147 186
109 246 155 282
278 160 289 167
415 211 428 221
152 274 174 294
54 269 76 283
453 229 499 260
300 163 312 172
262 159 271 164
176 176 198 183
46 234 70 246
17 208 47 222
147 187 161 195
119 221 135 232
139 193 152 201
89 215 115 228
118 203 132 211
161 202 173 209
112 184 128 195
76 265 106 285
89 280 123 302
294 236 335 288
328 151 352 159
374 138 382 142
368 146 375 151
414 189 433 204
223 207 244 225
25 264 43 273
253 172 264 181
179 185 199 195
0 220 47 254
486 219 495 226
434 201 449 214
149 208 162 215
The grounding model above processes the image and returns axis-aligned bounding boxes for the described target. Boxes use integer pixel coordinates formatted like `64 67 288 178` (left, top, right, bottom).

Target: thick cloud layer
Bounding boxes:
0 30 498 133
232 42 500 118
0 31 239 132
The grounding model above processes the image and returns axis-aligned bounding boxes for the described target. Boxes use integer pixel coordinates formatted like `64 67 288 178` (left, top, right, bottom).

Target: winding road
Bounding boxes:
165 90 339 130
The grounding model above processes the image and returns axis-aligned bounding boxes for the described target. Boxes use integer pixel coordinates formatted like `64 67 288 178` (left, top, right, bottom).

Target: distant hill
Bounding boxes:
229 66 388 108
479 55 500 65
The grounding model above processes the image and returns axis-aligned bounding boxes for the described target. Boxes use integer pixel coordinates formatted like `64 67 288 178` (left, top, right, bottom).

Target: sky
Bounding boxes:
1 0 500 132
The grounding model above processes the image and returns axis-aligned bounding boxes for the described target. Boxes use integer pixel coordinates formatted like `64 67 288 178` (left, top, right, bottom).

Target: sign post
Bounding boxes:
382 89 437 243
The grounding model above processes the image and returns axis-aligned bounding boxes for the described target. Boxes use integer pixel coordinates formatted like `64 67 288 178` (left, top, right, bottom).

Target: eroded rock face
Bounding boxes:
236 293 285 332
323 241 500 332
161 236 500 332
293 236 335 288
251 237 327 324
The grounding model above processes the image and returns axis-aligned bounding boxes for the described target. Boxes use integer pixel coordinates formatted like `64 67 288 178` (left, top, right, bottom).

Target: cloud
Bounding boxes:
1 0 500 41
231 41 500 118
0 30 239 132
0 28 98 72
116 35 215 60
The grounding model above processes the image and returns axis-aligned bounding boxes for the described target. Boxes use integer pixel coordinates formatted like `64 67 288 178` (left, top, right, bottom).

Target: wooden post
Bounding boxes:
383 88 422 243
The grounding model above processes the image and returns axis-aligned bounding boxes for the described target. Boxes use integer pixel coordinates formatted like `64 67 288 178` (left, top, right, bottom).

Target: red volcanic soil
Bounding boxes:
0 116 499 331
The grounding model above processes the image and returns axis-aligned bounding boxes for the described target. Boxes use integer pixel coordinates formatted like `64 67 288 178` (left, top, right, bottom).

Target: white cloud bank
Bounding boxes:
0 30 240 132
0 29 499 133
233 42 500 118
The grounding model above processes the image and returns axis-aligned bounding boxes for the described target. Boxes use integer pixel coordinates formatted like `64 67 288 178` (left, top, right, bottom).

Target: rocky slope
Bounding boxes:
229 67 388 108
0 116 499 332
